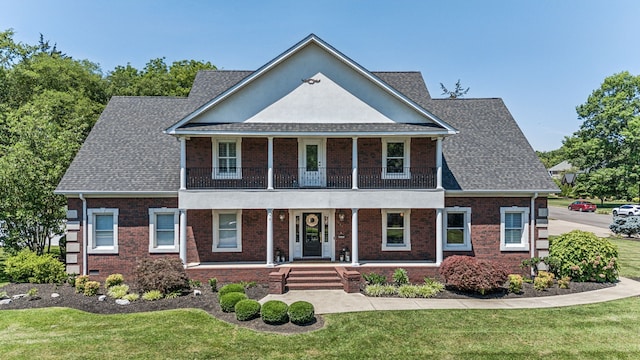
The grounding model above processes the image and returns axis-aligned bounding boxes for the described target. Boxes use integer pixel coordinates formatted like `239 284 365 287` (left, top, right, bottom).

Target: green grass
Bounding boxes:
1 300 640 359
611 238 640 279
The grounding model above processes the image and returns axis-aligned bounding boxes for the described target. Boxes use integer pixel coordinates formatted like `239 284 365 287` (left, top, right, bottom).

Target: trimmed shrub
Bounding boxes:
261 300 289 324
392 268 409 286
439 255 509 295
75 275 89 293
288 301 315 325
235 299 261 321
142 290 163 301
537 271 555 288
508 274 523 294
218 283 246 297
123 293 139 302
107 284 130 299
363 272 387 285
208 278 218 292
134 258 190 295
558 276 571 289
364 284 397 297
548 230 619 282
84 281 100 296
220 292 248 312
4 250 66 284
105 274 124 288
610 216 640 237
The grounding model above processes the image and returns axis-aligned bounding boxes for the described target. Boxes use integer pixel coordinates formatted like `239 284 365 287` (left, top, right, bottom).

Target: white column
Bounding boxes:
180 137 187 190
352 137 358 190
436 137 443 189
436 208 443 265
267 137 274 190
179 209 187 267
351 208 359 266
266 208 274 267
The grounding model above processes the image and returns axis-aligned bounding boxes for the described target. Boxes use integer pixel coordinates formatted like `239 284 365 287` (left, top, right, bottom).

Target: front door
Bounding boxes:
300 139 325 187
302 212 322 257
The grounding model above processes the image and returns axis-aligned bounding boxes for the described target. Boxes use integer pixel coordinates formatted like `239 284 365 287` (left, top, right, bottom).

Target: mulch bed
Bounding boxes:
0 280 621 334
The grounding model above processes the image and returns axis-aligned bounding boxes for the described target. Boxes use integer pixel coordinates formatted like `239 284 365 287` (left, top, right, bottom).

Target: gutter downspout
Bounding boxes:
530 192 538 275
79 193 88 276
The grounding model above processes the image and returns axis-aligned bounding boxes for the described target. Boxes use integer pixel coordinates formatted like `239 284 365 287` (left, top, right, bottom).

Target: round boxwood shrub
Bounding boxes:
218 283 246 297
234 299 261 321
548 230 619 282
439 255 509 295
219 292 248 312
288 301 315 325
261 300 289 324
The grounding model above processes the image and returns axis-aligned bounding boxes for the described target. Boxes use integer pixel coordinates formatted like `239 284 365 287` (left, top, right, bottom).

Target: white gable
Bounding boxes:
189 42 435 125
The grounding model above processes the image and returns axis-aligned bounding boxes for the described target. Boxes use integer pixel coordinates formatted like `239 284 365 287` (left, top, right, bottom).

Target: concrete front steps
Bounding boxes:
285 267 343 291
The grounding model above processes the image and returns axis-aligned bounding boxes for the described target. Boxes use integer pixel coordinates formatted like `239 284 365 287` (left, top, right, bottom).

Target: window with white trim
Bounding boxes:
444 207 472 251
500 207 530 251
382 209 411 251
87 208 118 254
213 210 242 252
148 208 179 253
212 138 242 179
382 139 410 179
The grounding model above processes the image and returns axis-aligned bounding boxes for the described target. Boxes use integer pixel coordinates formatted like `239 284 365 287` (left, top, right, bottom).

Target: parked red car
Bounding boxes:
568 200 597 212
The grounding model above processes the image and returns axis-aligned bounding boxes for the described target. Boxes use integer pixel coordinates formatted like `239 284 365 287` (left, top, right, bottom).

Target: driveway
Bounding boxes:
548 206 613 237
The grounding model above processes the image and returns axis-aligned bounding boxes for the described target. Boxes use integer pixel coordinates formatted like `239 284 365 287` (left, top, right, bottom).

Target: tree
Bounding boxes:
564 71 640 200
536 148 567 169
440 79 470 98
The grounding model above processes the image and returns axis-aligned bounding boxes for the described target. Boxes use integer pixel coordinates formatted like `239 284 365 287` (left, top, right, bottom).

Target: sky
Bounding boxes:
2 0 639 151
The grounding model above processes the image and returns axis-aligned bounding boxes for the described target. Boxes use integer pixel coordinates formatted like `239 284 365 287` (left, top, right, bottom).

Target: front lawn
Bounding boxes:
1 298 640 359
611 238 640 279
0 248 8 287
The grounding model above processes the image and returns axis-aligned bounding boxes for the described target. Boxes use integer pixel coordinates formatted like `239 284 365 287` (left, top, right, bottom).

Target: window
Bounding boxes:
382 139 410 179
213 210 242 252
444 207 472 251
149 208 179 253
500 207 530 251
212 138 242 179
382 209 411 251
87 208 118 254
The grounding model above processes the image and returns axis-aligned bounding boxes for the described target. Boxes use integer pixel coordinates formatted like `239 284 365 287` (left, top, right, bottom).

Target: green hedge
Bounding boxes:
218 283 245 297
261 300 289 324
219 292 248 312
4 250 66 284
235 299 261 321
548 230 619 282
288 301 315 325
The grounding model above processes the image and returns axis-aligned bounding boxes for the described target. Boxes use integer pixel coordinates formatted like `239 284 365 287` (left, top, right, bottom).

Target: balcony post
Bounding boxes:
436 208 443 265
351 208 360 266
266 208 275 267
352 137 358 190
436 137 443 189
267 137 274 190
180 137 186 190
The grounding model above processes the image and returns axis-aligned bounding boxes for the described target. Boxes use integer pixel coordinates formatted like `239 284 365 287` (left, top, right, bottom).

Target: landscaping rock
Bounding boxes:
0 299 12 305
12 294 27 299
51 293 60 298
115 299 130 306
193 289 202 296
98 295 107 302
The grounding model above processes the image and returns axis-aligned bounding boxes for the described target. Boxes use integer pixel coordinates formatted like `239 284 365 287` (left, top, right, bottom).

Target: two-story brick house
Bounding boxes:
56 34 557 290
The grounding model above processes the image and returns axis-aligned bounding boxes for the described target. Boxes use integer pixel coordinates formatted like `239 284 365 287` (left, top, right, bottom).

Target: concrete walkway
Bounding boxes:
260 277 640 314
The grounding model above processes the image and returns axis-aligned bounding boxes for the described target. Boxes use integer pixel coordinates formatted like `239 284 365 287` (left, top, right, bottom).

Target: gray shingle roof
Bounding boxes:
56 68 557 194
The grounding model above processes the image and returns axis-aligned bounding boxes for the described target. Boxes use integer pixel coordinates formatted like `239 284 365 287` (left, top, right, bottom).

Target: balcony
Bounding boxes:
186 167 436 190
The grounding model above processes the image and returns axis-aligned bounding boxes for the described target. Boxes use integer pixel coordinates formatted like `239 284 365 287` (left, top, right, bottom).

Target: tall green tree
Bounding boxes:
564 71 640 200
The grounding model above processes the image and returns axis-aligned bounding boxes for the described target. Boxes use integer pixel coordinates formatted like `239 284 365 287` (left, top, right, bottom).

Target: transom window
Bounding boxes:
500 207 530 251
213 210 242 252
87 208 118 254
382 139 410 179
382 209 411 251
444 207 472 251
212 138 242 179
148 208 179 253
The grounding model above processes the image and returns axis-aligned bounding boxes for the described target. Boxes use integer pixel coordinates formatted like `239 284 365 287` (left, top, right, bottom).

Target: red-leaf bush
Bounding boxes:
134 258 190 295
439 255 509 295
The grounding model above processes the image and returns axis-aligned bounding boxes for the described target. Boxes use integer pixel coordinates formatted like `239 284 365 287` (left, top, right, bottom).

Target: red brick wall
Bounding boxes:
242 138 267 169
327 138 351 169
358 138 381 168
411 138 436 169
273 138 297 168
78 197 179 280
186 137 212 168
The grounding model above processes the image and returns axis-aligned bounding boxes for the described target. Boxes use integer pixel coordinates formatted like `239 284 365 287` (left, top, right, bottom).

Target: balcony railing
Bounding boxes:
186 167 436 190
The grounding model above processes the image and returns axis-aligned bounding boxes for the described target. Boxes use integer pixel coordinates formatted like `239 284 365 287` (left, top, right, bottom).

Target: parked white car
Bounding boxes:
612 204 640 217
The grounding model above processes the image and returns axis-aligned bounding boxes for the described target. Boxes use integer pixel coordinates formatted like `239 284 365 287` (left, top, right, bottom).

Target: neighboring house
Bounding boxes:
548 161 579 185
55 34 558 291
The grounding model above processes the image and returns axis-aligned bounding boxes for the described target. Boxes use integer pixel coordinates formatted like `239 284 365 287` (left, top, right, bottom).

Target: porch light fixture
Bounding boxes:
338 211 345 222
279 211 286 222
